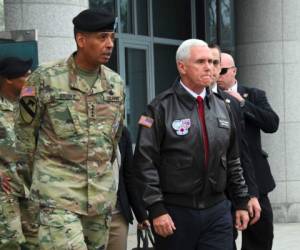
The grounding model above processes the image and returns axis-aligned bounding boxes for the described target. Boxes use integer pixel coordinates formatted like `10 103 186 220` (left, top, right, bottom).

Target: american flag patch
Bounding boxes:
20 86 36 98
138 115 154 128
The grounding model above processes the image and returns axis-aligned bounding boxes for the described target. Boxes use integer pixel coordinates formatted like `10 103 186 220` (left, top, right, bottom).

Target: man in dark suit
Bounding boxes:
107 126 148 250
218 53 279 250
209 45 261 249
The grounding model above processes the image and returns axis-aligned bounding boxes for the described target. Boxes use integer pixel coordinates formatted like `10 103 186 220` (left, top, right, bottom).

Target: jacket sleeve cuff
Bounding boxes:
233 196 250 210
148 202 168 220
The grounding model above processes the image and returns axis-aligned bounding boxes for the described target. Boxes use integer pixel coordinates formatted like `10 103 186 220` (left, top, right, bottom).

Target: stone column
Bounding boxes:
235 0 300 222
4 0 89 63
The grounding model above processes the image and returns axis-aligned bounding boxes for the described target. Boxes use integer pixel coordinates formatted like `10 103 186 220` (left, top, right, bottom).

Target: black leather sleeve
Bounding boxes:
243 88 279 133
225 103 250 210
133 104 168 219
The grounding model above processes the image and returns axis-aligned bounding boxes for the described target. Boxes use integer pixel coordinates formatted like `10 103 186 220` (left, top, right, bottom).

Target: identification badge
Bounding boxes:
172 118 191 135
217 118 230 129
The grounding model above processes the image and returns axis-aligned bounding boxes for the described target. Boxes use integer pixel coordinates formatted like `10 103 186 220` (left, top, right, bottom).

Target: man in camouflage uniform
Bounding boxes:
14 8 125 250
0 57 39 249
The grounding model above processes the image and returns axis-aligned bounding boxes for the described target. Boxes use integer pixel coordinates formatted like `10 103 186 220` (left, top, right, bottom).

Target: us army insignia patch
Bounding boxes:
20 97 37 124
19 86 37 124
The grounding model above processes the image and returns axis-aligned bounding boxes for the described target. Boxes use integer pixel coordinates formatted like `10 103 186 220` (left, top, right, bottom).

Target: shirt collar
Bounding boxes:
228 81 238 92
180 80 206 99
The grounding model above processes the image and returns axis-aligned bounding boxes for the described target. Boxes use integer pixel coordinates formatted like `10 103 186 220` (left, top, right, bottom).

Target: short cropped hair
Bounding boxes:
176 39 208 62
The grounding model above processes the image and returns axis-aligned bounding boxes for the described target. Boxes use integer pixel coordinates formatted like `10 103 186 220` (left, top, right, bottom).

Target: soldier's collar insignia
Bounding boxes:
172 118 191 136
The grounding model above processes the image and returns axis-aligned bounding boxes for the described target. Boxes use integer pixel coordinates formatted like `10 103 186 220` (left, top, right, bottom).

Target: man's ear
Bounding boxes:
76 32 86 49
177 61 186 75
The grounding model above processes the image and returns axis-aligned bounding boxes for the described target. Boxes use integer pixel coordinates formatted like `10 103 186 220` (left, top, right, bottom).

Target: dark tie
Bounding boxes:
196 96 209 168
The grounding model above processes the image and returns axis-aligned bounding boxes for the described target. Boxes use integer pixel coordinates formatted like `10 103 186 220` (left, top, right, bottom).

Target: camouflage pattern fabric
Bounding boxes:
0 98 27 197
39 207 112 250
19 198 39 249
0 194 25 249
15 53 124 215
0 98 39 249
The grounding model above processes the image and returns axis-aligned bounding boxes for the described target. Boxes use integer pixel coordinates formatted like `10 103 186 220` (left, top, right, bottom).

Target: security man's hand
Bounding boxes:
235 210 249 231
248 197 261 225
153 213 176 238
0 173 11 194
225 90 244 102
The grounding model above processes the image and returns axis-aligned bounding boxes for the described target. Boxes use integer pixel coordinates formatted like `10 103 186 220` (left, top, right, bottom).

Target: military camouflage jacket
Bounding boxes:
0 97 27 197
15 54 125 216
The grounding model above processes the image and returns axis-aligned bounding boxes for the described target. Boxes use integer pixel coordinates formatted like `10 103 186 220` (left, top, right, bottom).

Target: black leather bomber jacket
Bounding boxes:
133 80 249 219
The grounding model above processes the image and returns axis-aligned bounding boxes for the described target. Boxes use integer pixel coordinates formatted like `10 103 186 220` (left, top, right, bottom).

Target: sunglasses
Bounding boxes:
220 66 235 75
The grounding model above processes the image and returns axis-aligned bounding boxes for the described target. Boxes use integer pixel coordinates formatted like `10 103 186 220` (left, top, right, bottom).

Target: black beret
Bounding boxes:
73 8 116 32
0 57 33 79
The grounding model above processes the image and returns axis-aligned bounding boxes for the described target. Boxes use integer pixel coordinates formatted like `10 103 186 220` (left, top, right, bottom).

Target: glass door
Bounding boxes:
119 40 154 140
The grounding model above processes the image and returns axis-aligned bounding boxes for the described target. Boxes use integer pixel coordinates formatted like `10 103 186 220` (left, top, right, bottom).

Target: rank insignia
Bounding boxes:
172 119 191 135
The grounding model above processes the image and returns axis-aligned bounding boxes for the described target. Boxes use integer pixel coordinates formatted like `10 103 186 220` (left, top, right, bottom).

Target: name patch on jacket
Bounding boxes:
217 118 230 129
172 118 191 135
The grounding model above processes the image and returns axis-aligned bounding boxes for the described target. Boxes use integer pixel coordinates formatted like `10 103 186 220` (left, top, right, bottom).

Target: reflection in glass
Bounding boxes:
205 0 217 44
136 0 148 36
125 48 147 140
154 44 178 95
0 0 4 31
89 0 115 15
120 0 133 34
220 0 234 51
153 0 191 40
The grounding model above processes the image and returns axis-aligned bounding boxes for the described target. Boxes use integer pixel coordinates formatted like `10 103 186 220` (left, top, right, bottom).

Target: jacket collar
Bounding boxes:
173 77 213 110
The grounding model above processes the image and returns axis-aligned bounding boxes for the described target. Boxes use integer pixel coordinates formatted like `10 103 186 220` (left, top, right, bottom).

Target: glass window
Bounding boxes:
154 44 178 95
205 0 217 43
220 0 235 52
120 0 134 34
0 0 4 31
136 0 148 36
125 48 148 140
89 0 116 15
196 0 206 40
153 0 191 40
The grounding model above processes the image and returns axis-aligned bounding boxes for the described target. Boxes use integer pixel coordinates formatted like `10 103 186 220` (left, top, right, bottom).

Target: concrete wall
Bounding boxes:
235 0 300 222
4 0 89 63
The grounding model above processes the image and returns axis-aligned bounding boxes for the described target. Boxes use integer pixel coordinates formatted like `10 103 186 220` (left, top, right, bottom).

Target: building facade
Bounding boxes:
0 0 299 222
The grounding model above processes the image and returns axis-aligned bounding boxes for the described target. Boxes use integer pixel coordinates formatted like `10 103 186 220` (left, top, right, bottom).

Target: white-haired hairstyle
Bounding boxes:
176 39 208 62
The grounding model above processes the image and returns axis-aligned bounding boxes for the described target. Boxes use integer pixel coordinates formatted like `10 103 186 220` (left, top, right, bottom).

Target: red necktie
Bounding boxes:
196 96 209 168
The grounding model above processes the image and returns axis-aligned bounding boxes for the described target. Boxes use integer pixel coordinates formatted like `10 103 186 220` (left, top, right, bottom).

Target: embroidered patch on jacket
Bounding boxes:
20 86 36 98
20 97 37 124
217 118 230 129
172 118 191 135
138 115 154 128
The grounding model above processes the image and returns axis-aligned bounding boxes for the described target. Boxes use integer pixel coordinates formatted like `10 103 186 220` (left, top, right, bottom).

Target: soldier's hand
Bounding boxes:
235 210 249 231
153 213 176 238
0 173 11 194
